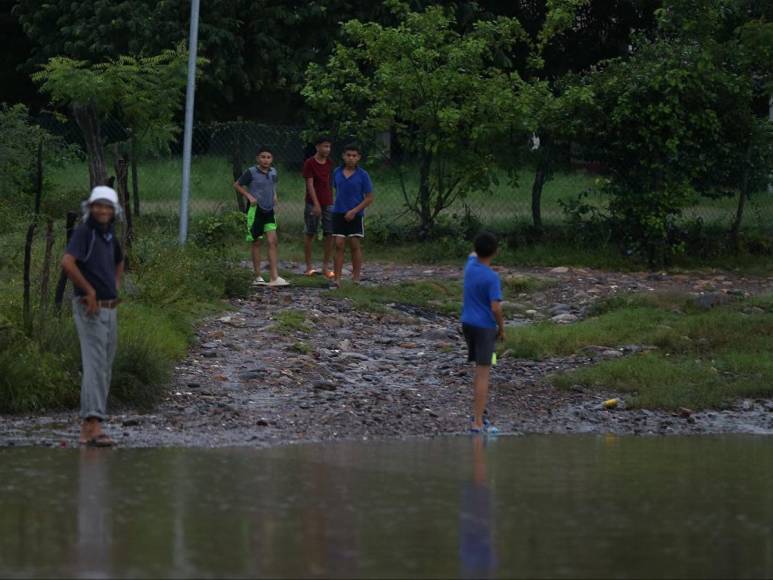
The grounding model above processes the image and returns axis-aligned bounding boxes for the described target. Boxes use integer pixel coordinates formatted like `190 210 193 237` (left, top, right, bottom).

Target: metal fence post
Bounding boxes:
178 0 200 244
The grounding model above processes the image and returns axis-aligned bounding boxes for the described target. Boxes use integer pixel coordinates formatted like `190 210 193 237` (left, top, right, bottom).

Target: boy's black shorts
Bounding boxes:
462 323 498 366
332 212 364 238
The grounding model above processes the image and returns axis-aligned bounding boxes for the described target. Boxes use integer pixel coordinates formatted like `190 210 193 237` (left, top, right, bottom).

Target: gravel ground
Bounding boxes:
2 262 772 447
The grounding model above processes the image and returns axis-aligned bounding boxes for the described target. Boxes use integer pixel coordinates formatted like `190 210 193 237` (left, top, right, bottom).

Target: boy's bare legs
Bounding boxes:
472 364 491 429
322 234 334 276
334 236 346 284
251 239 262 279
304 234 315 273
305 234 334 276
266 230 279 281
349 237 363 282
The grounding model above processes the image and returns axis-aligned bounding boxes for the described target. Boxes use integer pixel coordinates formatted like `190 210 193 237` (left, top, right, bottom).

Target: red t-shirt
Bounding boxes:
302 156 334 206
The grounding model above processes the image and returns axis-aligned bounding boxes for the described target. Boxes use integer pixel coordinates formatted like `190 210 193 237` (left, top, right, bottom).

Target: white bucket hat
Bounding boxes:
82 185 124 221
88 186 119 206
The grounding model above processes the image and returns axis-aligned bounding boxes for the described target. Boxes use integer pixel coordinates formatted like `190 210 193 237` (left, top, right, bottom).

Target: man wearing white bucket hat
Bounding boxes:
61 186 125 447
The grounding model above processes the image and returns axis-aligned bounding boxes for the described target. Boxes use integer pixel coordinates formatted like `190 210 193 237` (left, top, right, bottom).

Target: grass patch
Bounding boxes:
281 271 331 288
501 273 554 294
511 292 773 409
0 207 253 413
328 274 552 317
329 280 462 316
291 341 313 355
273 309 310 333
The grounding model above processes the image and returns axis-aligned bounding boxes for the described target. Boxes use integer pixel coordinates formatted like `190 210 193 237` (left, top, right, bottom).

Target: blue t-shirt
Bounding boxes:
332 166 373 215
461 255 502 329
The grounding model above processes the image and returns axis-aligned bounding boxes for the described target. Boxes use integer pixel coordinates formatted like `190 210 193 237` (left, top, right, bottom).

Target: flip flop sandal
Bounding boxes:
87 434 116 447
324 271 335 280
304 269 319 276
469 424 499 435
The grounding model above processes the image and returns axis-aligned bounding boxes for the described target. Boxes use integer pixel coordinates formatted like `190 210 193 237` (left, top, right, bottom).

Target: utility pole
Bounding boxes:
178 0 200 244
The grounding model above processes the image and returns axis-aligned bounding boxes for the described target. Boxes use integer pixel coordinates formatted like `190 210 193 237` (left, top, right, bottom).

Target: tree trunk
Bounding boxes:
730 144 752 251
114 145 133 251
417 153 433 238
531 137 551 232
38 218 55 318
23 223 36 334
130 133 140 217
531 160 547 231
72 103 108 189
54 211 78 313
232 124 245 212
34 138 43 214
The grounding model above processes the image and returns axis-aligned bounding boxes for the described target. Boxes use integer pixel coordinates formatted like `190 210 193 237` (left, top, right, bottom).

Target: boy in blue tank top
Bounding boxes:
461 232 505 434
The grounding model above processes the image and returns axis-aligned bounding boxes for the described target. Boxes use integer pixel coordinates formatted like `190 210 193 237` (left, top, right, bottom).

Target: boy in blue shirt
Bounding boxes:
461 232 505 434
331 144 374 287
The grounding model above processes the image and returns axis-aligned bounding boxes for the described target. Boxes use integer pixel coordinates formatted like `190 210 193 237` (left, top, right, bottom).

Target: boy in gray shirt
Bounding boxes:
233 146 289 286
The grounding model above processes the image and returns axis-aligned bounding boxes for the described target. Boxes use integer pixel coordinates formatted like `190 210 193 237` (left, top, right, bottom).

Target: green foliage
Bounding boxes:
111 303 190 409
0 214 253 414
192 212 246 247
32 47 194 155
330 279 463 316
14 0 397 120
273 309 310 333
509 292 773 409
303 4 529 235
0 104 77 203
291 341 313 355
0 314 77 412
576 1 771 265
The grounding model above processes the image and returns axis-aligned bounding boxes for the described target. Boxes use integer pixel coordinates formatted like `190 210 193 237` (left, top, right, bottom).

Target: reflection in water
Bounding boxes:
76 448 112 578
1 435 772 578
459 436 497 577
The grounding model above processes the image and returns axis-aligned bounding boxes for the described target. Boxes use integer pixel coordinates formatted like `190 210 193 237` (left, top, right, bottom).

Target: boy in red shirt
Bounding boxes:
302 136 335 278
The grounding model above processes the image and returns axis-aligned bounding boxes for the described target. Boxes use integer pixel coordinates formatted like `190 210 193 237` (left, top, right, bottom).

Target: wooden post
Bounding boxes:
232 121 245 212
34 138 43 215
130 132 140 216
38 218 55 319
54 211 78 313
23 222 36 334
114 144 133 251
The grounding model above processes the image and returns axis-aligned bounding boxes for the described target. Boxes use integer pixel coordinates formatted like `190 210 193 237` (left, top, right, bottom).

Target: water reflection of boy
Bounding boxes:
459 436 497 577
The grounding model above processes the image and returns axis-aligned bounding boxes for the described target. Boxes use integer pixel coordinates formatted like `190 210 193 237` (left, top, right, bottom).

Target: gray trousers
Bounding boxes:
73 299 118 420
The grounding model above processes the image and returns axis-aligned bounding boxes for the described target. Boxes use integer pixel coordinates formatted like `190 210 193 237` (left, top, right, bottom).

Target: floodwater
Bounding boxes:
1 435 772 579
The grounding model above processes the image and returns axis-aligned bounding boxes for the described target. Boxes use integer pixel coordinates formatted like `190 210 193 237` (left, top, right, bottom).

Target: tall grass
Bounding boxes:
511 293 773 409
0 207 253 413
47 156 773 230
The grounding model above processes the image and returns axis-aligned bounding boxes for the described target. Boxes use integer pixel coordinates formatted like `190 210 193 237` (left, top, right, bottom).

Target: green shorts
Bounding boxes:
246 205 278 242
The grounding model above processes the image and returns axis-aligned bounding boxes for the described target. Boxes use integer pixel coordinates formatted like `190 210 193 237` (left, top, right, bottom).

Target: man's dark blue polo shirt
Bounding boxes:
65 218 124 300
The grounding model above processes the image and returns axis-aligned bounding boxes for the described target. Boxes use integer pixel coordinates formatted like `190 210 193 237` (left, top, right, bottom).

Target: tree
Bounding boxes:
576 0 770 265
32 47 192 189
12 0 402 122
490 0 661 231
303 2 529 236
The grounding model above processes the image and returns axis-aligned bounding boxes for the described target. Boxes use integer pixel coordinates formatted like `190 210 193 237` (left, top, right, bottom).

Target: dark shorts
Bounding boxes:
304 204 334 236
332 213 364 238
462 323 497 366
246 205 277 242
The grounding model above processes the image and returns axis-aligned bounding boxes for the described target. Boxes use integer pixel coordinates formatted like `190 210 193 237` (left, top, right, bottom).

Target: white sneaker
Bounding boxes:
252 276 267 286
268 276 290 287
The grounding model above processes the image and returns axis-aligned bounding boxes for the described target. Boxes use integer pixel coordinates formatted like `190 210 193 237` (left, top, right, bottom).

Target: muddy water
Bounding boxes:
1 435 772 578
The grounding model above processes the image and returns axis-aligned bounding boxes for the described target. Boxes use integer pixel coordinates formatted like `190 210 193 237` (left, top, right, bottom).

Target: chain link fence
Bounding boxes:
34 116 773 238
